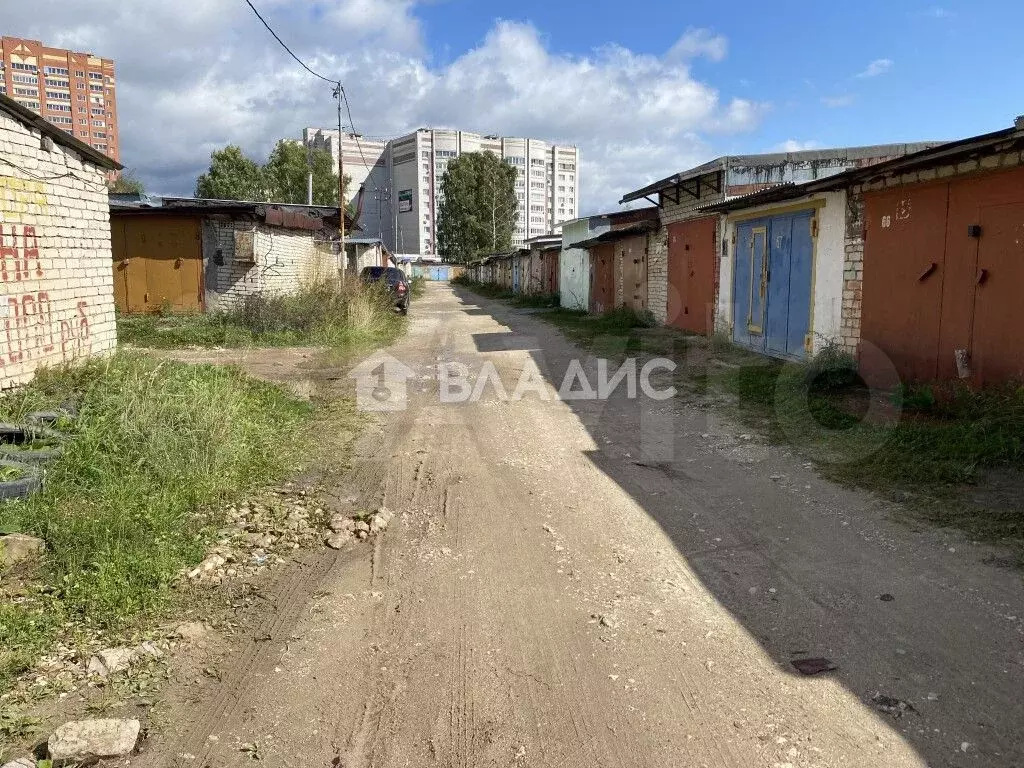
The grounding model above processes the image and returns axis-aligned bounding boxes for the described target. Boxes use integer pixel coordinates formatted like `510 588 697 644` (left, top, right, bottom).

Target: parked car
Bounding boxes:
359 266 410 314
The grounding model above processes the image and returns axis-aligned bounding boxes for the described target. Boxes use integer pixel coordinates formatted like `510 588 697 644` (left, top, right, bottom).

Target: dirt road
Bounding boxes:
138 283 1024 768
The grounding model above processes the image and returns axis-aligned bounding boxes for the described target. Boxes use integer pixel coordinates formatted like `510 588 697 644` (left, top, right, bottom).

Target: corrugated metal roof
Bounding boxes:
573 221 657 249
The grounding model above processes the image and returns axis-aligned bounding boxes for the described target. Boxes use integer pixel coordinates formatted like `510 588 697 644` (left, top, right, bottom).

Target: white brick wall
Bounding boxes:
647 228 668 324
0 111 116 389
203 218 337 312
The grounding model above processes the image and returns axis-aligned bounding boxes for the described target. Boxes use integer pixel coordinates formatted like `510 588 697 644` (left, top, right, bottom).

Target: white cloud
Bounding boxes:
2 3 764 212
773 140 820 153
668 28 728 62
822 94 855 108
856 58 894 78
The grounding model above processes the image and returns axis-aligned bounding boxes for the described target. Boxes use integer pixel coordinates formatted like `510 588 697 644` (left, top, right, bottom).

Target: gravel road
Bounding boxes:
136 282 1024 768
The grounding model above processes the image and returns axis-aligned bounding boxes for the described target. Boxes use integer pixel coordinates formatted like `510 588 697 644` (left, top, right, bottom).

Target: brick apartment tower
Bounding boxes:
0 36 119 162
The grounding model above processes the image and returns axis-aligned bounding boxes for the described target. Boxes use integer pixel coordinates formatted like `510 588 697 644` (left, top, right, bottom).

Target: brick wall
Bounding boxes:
203 217 337 311
0 110 116 388
647 228 668 323
839 149 1024 353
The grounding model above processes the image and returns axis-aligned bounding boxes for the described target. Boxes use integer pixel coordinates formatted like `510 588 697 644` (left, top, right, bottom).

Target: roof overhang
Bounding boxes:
0 93 122 171
574 221 657 249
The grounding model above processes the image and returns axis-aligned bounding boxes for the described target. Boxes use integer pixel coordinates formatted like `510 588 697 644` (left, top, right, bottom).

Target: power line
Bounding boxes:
242 0 338 85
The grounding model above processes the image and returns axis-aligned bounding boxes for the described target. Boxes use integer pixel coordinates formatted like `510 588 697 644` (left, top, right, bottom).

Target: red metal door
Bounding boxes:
667 216 716 334
861 184 950 382
619 235 648 312
589 244 615 314
971 202 1024 383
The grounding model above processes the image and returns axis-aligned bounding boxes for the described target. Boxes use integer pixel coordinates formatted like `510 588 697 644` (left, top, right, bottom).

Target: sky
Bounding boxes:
6 0 1024 214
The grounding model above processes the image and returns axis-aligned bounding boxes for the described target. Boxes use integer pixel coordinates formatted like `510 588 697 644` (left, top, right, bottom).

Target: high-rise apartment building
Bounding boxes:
302 127 579 255
302 127 387 206
0 36 119 161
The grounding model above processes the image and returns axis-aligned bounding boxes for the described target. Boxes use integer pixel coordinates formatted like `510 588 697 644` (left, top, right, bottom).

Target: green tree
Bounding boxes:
437 151 518 263
263 140 350 206
195 145 265 201
108 169 145 195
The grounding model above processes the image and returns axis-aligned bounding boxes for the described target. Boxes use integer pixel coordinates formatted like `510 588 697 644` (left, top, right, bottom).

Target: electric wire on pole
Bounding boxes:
242 0 348 276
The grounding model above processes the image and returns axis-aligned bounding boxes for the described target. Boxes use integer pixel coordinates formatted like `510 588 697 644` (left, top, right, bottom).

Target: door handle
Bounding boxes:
918 262 937 282
977 268 989 285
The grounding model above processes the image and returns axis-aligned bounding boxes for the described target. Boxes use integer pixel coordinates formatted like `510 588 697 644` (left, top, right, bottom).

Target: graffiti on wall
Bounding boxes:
0 179 91 366
0 292 91 365
0 223 45 281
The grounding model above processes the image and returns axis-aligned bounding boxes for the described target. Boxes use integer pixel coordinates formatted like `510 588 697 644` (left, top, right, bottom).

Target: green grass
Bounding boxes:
717 356 1024 553
410 275 427 299
119 280 404 351
0 353 312 689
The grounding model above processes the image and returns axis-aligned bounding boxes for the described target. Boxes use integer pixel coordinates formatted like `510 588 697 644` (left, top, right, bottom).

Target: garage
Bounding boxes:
667 216 717 334
111 214 204 313
861 165 1024 384
732 210 815 360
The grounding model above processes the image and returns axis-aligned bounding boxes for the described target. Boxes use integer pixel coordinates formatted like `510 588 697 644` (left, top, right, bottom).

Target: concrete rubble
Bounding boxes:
47 718 141 763
0 533 45 569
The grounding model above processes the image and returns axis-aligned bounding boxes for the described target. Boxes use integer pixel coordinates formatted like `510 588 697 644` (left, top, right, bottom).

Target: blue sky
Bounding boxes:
416 0 1024 150
7 0 1023 212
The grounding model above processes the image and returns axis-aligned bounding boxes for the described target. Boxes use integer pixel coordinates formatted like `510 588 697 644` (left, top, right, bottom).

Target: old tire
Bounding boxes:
0 423 68 464
0 459 42 500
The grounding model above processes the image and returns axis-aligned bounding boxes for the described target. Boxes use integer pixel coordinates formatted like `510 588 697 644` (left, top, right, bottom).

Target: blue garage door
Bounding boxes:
733 211 814 360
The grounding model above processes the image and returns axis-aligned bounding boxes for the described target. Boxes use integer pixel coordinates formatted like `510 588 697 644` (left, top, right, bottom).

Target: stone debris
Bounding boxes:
0 533 45 568
48 718 141 762
87 646 139 678
1 757 36 768
325 533 349 550
181 486 328 585
323 508 395 548
174 622 210 644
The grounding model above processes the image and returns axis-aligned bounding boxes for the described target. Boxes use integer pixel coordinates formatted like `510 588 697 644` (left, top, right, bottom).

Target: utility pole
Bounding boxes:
306 143 314 205
333 83 346 280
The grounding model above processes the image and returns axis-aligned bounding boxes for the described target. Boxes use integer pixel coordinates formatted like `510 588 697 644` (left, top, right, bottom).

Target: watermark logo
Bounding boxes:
349 351 416 412
438 358 677 404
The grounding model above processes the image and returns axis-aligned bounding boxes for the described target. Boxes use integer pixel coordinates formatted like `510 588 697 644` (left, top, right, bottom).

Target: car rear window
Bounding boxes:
360 267 387 279
386 268 405 280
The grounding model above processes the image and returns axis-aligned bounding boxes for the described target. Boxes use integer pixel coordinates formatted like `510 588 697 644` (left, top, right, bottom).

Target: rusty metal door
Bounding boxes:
589 243 615 314
110 218 130 312
861 184 950 382
119 216 203 313
667 216 716 334
618 235 648 312
970 202 1024 382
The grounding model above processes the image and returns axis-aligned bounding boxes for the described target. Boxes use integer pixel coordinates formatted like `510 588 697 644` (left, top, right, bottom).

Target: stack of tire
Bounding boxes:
0 408 75 501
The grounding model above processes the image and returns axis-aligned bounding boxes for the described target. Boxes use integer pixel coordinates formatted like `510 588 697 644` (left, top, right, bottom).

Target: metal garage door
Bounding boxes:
733 211 814 360
667 216 716 334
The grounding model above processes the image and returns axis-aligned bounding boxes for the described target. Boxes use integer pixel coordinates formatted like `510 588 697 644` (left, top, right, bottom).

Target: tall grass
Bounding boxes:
0 353 311 687
119 280 404 350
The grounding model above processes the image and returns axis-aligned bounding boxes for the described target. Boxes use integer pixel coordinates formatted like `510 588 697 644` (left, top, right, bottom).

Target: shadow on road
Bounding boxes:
449 284 1024 768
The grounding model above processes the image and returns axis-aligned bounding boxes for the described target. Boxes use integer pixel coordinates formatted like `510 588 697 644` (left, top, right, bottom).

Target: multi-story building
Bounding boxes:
0 36 119 161
302 127 579 256
302 127 387 206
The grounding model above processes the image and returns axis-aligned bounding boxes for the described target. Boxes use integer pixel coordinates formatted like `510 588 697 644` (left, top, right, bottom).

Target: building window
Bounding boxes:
51 116 73 125
46 90 71 101
88 72 103 80
505 156 526 166
77 82 85 90
530 182 544 190
92 119 105 126
0 86 6 95
45 78 69 88
91 107 105 115
11 62 38 72
13 87 38 97
44 66 69 76
12 74 38 85
47 103 72 112
89 83 103 92
434 149 457 158
15 99 40 110
94 131 107 139
93 143 107 150
75 69 85 78
77 94 86 102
